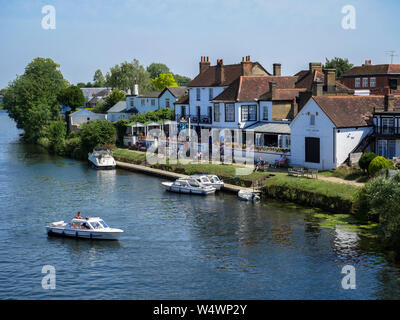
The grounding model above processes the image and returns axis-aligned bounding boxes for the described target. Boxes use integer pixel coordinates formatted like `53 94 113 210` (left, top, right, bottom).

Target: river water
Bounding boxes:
1 110 400 299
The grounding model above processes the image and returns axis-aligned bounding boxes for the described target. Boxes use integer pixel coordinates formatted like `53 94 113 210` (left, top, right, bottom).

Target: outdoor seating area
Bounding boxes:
288 167 318 179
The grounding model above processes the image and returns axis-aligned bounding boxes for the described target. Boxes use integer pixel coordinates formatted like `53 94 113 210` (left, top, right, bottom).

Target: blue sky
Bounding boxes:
0 0 399 88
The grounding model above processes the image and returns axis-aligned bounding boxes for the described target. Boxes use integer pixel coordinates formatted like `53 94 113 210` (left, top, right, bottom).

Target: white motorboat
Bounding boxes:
190 174 224 190
88 146 116 169
46 217 123 240
162 178 216 195
238 190 260 201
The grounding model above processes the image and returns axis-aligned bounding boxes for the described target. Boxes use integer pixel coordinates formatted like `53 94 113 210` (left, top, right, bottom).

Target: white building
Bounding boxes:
107 101 137 122
69 109 107 131
290 96 377 170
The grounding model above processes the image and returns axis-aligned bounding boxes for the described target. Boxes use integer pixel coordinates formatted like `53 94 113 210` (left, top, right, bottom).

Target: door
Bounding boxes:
305 137 320 163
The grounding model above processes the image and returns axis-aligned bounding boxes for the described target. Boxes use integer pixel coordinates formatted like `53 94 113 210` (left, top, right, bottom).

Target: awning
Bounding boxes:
244 122 290 134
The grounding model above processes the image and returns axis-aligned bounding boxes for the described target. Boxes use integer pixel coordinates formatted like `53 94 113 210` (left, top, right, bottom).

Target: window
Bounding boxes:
355 78 361 88
141 99 145 106
196 88 201 101
99 220 108 228
166 98 170 108
310 114 315 126
151 99 155 106
181 106 186 118
241 105 257 121
130 99 134 107
362 78 369 88
382 118 395 134
214 103 220 122
209 88 213 100
263 106 268 120
225 104 235 122
370 77 376 88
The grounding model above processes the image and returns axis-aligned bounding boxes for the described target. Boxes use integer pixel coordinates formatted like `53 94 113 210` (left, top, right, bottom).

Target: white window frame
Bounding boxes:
362 77 369 88
262 106 268 120
196 88 201 101
370 77 376 88
355 78 361 88
310 114 316 126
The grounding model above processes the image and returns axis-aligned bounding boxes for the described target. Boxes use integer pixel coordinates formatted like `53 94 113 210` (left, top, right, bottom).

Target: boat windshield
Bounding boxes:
200 177 210 183
90 221 102 229
99 220 108 228
188 180 200 187
210 176 220 182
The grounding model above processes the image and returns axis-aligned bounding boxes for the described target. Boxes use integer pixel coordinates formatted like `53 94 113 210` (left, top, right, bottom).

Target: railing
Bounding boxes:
374 126 400 135
175 114 212 124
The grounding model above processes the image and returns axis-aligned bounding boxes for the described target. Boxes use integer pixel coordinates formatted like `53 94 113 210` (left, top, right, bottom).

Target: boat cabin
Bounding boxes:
69 218 109 230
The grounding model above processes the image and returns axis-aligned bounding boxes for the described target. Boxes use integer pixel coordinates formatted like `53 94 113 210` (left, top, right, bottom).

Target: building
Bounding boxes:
372 93 400 159
341 60 400 95
107 101 137 122
158 86 187 109
69 109 107 131
81 88 112 107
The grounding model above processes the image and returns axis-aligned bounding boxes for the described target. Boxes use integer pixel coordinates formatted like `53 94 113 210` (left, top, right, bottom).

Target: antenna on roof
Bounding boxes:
385 50 398 64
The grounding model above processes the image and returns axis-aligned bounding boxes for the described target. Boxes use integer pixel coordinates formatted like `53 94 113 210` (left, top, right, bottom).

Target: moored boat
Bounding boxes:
190 174 224 190
88 146 116 170
238 190 260 201
46 217 123 240
162 178 216 195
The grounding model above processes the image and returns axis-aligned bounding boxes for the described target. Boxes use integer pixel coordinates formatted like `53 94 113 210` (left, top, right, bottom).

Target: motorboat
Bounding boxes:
238 190 260 201
88 146 116 169
190 174 224 190
46 217 123 240
162 178 216 195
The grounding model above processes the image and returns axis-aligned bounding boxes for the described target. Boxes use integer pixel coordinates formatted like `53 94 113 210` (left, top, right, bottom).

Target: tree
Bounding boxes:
76 82 86 88
93 69 105 87
114 119 129 146
86 82 93 88
147 63 170 79
3 57 67 142
324 57 354 77
46 120 67 153
359 152 377 174
368 156 391 177
174 74 191 86
79 120 116 154
57 85 85 112
103 89 126 112
152 73 178 91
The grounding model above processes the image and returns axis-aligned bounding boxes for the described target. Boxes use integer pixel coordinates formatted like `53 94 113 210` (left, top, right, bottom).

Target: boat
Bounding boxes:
162 178 216 195
238 190 260 201
46 217 123 240
88 146 116 169
190 174 224 190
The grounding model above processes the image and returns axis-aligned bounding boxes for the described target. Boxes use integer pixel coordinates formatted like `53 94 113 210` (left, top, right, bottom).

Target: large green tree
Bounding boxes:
147 63 170 79
324 57 354 77
173 74 191 86
79 120 116 154
152 73 178 91
93 69 105 87
57 85 85 112
3 57 67 142
103 89 126 112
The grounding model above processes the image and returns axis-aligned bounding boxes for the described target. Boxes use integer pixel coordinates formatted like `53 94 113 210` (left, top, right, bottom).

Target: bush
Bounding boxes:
64 137 82 157
79 120 116 154
368 156 391 177
359 152 377 174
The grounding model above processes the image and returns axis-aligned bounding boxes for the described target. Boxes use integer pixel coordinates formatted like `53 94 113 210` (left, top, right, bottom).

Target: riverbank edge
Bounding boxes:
113 153 357 214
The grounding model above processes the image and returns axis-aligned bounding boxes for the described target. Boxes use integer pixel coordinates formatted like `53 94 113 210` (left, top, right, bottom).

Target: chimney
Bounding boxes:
312 80 323 96
241 55 252 76
133 79 139 96
384 93 394 111
324 68 336 92
309 62 323 73
291 98 298 118
199 56 210 74
273 63 281 76
269 81 277 99
216 58 225 84
363 60 372 66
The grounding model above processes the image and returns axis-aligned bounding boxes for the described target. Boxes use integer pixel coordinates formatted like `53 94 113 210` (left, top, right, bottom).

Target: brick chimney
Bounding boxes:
216 58 225 84
273 63 281 76
291 98 298 118
384 93 394 111
199 56 210 74
269 81 277 99
324 68 336 92
312 80 323 96
241 55 252 76
309 62 322 73
363 59 372 66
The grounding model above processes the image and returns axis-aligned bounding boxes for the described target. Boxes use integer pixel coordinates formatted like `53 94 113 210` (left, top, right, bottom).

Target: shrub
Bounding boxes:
368 156 391 177
64 137 82 157
79 120 116 154
359 152 377 173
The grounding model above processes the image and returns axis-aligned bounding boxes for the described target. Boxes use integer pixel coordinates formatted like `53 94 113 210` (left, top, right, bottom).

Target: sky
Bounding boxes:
0 0 400 88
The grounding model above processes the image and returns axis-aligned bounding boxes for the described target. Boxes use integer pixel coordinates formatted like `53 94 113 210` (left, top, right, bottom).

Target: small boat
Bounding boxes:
46 217 123 240
88 146 116 170
238 190 260 201
190 174 224 190
162 178 216 195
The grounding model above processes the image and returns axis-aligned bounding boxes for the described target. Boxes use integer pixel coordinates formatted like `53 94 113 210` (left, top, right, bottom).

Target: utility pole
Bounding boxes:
385 50 398 64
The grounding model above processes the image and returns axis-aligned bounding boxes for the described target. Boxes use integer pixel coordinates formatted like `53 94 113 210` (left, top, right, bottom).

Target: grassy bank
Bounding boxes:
113 148 358 212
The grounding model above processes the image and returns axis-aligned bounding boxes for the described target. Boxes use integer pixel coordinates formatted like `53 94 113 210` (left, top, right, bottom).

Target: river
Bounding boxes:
0 110 400 299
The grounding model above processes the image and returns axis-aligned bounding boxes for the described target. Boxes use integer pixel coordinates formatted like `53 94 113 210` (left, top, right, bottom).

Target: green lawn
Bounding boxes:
113 148 147 164
319 168 369 183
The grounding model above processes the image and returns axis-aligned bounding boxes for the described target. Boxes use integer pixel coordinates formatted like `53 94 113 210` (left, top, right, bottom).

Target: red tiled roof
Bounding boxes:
342 64 400 77
312 95 400 128
295 70 352 93
260 88 307 101
173 94 189 104
213 76 298 102
187 62 270 87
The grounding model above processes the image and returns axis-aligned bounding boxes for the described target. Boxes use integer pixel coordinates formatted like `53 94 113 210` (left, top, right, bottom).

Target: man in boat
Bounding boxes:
74 211 82 219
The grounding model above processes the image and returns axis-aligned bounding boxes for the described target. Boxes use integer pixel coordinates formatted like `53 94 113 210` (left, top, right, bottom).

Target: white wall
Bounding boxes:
158 90 176 109
134 96 159 113
290 98 336 170
335 127 373 165
108 112 131 122
188 87 226 116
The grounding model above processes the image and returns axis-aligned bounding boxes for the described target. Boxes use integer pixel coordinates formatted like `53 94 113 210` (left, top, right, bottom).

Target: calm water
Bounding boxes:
1 110 400 299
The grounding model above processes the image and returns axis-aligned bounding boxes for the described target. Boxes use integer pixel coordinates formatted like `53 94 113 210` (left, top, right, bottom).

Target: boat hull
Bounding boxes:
162 182 215 195
89 161 116 170
46 227 123 240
